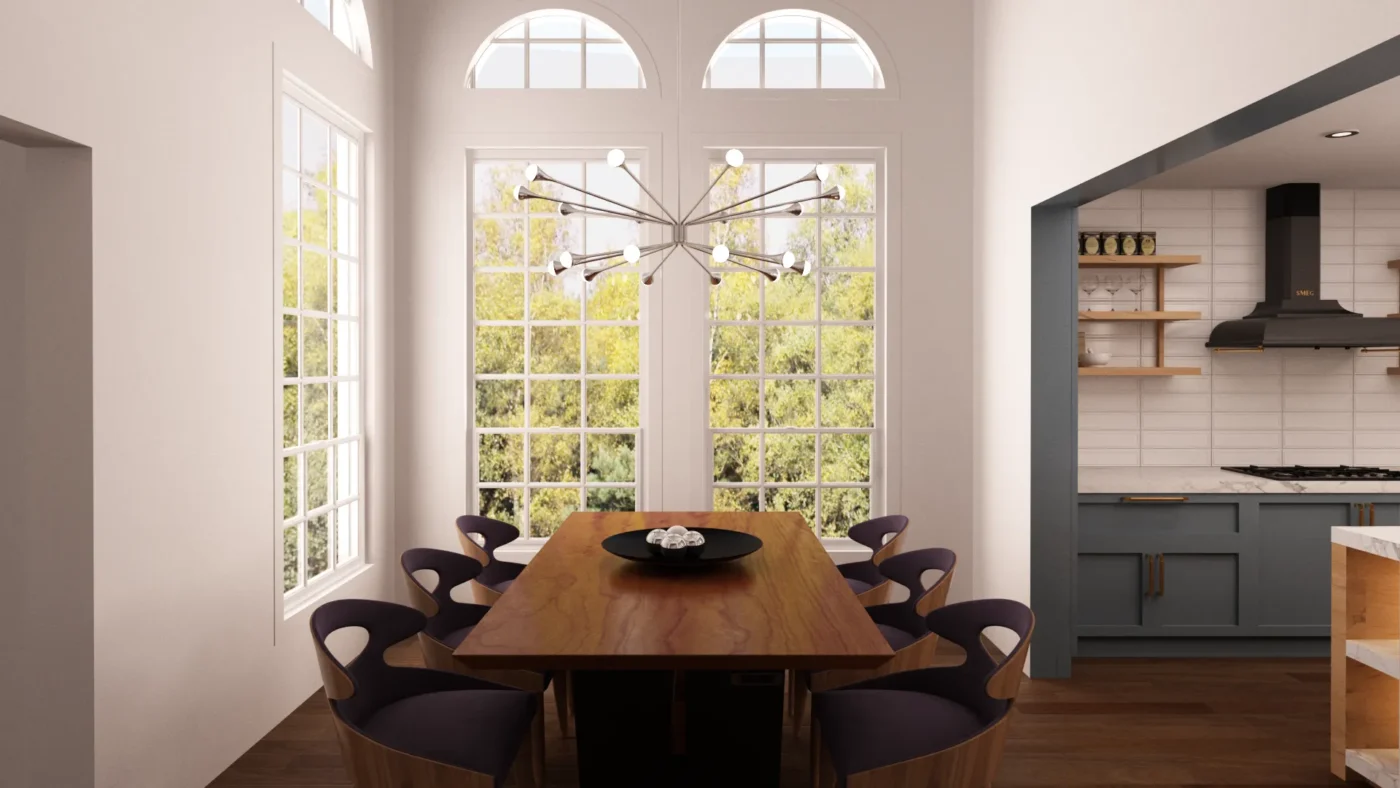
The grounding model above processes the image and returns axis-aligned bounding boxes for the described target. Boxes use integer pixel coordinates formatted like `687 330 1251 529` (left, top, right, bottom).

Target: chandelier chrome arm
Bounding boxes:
683 242 782 278
550 180 671 224
694 201 805 225
558 204 672 224
680 164 732 225
690 168 827 224
681 245 722 285
618 162 677 224
642 245 681 285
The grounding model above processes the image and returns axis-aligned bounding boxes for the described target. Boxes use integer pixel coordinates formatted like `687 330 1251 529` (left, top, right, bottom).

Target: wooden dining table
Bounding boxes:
455 511 893 787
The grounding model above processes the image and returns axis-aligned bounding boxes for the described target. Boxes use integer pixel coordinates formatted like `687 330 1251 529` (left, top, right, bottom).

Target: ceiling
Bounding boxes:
1140 75 1400 189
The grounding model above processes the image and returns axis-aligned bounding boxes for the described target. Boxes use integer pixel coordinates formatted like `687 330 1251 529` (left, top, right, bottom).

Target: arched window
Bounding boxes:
469 9 645 89
293 0 374 65
704 9 883 89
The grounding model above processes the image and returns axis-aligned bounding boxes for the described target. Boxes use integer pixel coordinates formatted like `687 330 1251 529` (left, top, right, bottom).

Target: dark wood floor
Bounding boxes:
209 648 1337 787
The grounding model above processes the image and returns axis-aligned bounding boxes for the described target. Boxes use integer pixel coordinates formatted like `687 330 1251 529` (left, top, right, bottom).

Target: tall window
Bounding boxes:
704 10 883 89
708 155 879 537
280 90 364 601
468 10 645 89
471 157 644 537
293 0 373 64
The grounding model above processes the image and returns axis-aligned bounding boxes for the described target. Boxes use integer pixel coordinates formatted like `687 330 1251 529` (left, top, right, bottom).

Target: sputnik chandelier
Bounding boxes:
512 148 843 285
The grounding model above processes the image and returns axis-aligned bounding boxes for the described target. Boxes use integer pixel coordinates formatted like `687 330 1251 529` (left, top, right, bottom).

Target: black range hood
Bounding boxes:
1205 183 1400 349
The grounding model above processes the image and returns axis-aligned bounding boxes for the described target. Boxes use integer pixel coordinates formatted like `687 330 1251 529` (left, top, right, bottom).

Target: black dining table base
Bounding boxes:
571 668 785 788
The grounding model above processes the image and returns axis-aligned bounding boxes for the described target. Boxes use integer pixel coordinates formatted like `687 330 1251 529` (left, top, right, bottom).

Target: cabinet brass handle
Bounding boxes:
1121 496 1189 503
1145 554 1154 597
1371 503 1377 526
1357 503 1366 525
1157 554 1166 596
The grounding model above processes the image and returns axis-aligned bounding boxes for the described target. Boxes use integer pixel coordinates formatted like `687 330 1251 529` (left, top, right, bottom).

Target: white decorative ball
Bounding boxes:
684 531 705 547
646 529 667 545
666 525 689 536
661 534 688 550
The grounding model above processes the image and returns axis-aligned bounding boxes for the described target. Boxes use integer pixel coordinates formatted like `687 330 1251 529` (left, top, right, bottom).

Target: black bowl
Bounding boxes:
603 528 763 567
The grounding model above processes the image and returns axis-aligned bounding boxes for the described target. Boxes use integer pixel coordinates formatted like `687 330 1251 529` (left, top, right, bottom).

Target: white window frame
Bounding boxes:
467 9 645 89
703 9 885 90
291 0 375 66
704 148 885 537
278 78 369 616
468 149 653 540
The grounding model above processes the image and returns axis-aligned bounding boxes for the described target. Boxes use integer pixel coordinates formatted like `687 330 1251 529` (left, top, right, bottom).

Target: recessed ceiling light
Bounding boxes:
1323 129 1360 139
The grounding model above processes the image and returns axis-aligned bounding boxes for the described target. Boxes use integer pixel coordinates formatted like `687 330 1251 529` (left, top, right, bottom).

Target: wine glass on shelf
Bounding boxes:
1103 275 1122 311
1127 272 1145 312
1079 275 1099 312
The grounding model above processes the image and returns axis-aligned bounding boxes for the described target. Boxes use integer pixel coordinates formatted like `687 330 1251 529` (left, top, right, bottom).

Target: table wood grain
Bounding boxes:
455 511 895 671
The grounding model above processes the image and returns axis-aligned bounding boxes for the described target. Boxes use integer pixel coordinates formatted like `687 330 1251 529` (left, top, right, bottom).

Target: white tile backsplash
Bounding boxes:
1077 188 1400 468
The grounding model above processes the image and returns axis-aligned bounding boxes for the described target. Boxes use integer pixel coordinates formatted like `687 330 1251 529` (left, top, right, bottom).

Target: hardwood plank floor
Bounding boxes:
209 649 1337 787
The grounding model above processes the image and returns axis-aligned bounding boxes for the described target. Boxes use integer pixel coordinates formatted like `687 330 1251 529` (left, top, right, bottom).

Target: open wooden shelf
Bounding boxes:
1079 255 1201 268
1078 367 1202 377
1347 749 1400 788
1349 640 1400 679
1079 310 1201 322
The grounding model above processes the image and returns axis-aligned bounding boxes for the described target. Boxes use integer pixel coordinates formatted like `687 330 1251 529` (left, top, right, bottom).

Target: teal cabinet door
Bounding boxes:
1256 502 1351 634
1076 552 1149 635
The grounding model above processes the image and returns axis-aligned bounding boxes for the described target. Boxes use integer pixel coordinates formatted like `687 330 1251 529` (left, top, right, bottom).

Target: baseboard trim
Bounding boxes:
1076 637 1328 658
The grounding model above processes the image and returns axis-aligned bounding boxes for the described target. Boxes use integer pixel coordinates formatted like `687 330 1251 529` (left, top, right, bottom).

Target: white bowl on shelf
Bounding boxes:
1078 350 1111 367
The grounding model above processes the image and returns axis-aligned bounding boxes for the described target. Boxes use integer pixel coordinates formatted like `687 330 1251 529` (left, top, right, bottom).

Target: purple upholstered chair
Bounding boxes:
309 598 539 788
401 548 571 740
837 516 909 606
455 515 527 606
810 599 1035 788
793 547 957 728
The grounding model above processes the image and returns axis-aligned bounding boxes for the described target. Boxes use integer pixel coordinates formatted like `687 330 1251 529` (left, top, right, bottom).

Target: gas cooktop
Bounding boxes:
1222 465 1400 482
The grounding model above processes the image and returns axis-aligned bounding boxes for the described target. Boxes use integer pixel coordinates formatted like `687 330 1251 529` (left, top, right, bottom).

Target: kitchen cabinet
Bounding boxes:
1076 493 1400 655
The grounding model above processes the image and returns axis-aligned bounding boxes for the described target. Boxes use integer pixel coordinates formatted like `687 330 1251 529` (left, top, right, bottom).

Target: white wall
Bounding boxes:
0 1 396 785
973 1 1400 623
394 0 977 583
1078 188 1400 468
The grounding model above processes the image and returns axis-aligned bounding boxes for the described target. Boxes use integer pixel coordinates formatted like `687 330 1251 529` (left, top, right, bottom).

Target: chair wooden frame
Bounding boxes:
402 549 572 745
853 527 909 606
310 607 540 788
792 549 957 729
810 607 1035 788
455 527 506 606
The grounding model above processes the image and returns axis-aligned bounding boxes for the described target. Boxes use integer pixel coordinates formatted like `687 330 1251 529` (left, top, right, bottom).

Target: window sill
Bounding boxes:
495 539 869 564
283 561 375 620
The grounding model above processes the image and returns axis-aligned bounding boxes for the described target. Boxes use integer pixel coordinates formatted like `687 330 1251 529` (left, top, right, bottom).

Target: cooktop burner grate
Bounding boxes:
1222 465 1400 481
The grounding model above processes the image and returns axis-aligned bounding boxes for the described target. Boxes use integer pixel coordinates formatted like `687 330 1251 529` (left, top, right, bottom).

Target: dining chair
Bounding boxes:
792 547 957 730
456 515 527 606
836 516 909 607
810 598 1035 788
309 598 540 788
401 547 571 742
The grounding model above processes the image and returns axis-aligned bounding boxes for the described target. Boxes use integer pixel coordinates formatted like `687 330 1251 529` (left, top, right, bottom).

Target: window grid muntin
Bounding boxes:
470 11 643 89
706 156 879 535
471 157 644 538
704 12 882 89
294 0 363 56
281 93 365 599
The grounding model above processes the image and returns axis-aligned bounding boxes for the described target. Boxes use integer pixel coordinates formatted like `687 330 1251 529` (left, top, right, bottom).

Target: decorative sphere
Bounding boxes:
725 149 745 168
666 525 689 536
684 531 705 547
607 148 627 168
646 529 667 545
815 164 831 183
661 534 688 550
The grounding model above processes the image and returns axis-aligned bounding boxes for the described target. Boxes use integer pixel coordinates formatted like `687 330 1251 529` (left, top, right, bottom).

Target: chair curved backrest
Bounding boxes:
925 598 1035 705
865 547 957 640
848 515 909 564
309 599 433 725
400 548 490 644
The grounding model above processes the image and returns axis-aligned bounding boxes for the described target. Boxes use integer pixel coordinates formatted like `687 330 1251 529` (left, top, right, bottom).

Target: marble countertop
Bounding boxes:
1080 467 1400 495
1333 526 1400 559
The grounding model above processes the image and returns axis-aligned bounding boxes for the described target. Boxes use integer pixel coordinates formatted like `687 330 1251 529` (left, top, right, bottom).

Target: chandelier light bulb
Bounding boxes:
712 244 730 263
641 273 655 286
782 250 797 269
607 149 627 168
550 258 568 276
513 184 531 202
525 163 543 182
558 251 573 269
725 149 745 168
814 164 831 183
786 203 804 217
801 258 813 277
623 244 641 263
709 272 723 286
559 203 574 216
